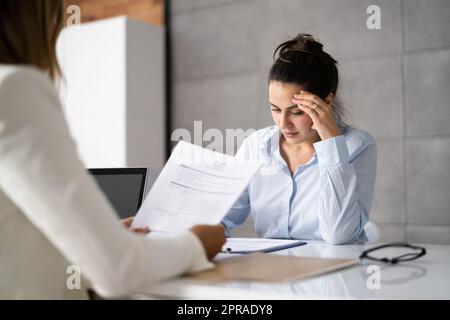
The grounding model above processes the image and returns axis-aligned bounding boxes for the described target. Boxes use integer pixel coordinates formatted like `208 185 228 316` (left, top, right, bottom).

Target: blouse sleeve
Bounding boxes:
0 68 212 298
313 133 377 245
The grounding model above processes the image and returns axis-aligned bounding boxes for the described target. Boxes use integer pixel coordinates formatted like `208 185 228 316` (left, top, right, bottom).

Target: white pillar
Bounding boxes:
57 16 165 169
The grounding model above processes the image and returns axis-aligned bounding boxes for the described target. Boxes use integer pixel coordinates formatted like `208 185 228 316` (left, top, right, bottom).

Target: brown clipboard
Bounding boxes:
188 253 358 282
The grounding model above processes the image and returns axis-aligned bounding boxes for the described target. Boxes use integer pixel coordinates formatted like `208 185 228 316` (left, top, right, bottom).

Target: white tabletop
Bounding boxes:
135 241 450 300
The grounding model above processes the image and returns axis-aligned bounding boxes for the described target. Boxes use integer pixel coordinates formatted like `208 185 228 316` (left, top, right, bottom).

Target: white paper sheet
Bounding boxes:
132 141 262 232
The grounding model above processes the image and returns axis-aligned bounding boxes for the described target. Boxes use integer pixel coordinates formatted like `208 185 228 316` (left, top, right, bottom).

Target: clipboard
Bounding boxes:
222 238 307 254
189 253 358 282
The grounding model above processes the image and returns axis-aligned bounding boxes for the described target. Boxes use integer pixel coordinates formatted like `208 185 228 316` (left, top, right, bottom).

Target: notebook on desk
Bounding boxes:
222 238 307 254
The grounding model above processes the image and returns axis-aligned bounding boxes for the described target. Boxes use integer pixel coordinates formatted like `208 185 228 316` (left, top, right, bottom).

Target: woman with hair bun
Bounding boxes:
221 34 377 245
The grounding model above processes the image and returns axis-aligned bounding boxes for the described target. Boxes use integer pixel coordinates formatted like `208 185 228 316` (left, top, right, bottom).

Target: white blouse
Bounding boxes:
222 125 377 244
0 65 212 299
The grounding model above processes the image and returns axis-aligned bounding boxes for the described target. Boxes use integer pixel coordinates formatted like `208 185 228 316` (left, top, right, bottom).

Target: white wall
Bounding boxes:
57 16 165 170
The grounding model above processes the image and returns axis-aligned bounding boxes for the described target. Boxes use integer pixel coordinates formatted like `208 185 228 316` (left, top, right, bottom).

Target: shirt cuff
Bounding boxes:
220 219 233 238
184 231 215 274
313 135 350 167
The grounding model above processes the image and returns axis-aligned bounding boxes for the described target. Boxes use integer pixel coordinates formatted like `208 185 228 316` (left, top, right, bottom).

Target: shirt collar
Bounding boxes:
258 126 279 152
257 127 290 174
259 126 319 172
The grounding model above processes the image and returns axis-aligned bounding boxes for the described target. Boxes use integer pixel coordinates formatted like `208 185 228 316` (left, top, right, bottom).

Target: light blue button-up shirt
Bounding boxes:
222 125 377 244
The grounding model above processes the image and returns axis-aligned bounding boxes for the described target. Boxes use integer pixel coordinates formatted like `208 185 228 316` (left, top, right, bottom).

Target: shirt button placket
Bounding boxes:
285 174 296 237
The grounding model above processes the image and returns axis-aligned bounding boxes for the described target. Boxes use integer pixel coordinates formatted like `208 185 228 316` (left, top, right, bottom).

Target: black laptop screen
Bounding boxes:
89 168 147 219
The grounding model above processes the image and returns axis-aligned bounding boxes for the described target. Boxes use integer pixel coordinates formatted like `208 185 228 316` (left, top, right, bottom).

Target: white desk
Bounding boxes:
135 241 450 300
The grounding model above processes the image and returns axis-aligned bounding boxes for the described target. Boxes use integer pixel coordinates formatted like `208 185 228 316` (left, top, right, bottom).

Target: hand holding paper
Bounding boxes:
132 141 262 232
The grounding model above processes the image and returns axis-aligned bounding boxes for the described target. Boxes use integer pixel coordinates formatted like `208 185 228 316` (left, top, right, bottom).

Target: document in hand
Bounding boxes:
132 141 262 232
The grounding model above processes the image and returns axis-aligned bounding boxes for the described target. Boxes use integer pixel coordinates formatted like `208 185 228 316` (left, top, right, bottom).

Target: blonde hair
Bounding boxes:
0 0 64 80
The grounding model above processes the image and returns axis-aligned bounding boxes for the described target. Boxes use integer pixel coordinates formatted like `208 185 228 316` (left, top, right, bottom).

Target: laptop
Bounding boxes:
89 168 147 219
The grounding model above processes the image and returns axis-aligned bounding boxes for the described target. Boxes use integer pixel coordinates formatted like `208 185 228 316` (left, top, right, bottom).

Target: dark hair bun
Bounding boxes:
274 33 337 65
293 33 324 52
269 33 345 126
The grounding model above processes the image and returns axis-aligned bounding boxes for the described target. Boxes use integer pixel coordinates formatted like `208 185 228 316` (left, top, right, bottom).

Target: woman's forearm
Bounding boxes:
314 135 376 244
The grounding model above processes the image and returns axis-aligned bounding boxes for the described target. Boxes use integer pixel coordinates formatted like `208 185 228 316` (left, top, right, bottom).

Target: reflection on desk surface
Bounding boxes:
140 241 450 300
220 262 429 299
222 268 375 299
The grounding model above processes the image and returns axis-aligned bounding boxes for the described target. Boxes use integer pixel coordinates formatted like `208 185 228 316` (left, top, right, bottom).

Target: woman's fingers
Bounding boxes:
121 217 134 228
132 226 151 234
294 91 330 109
121 216 150 234
296 103 320 123
292 90 341 141
292 98 326 116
